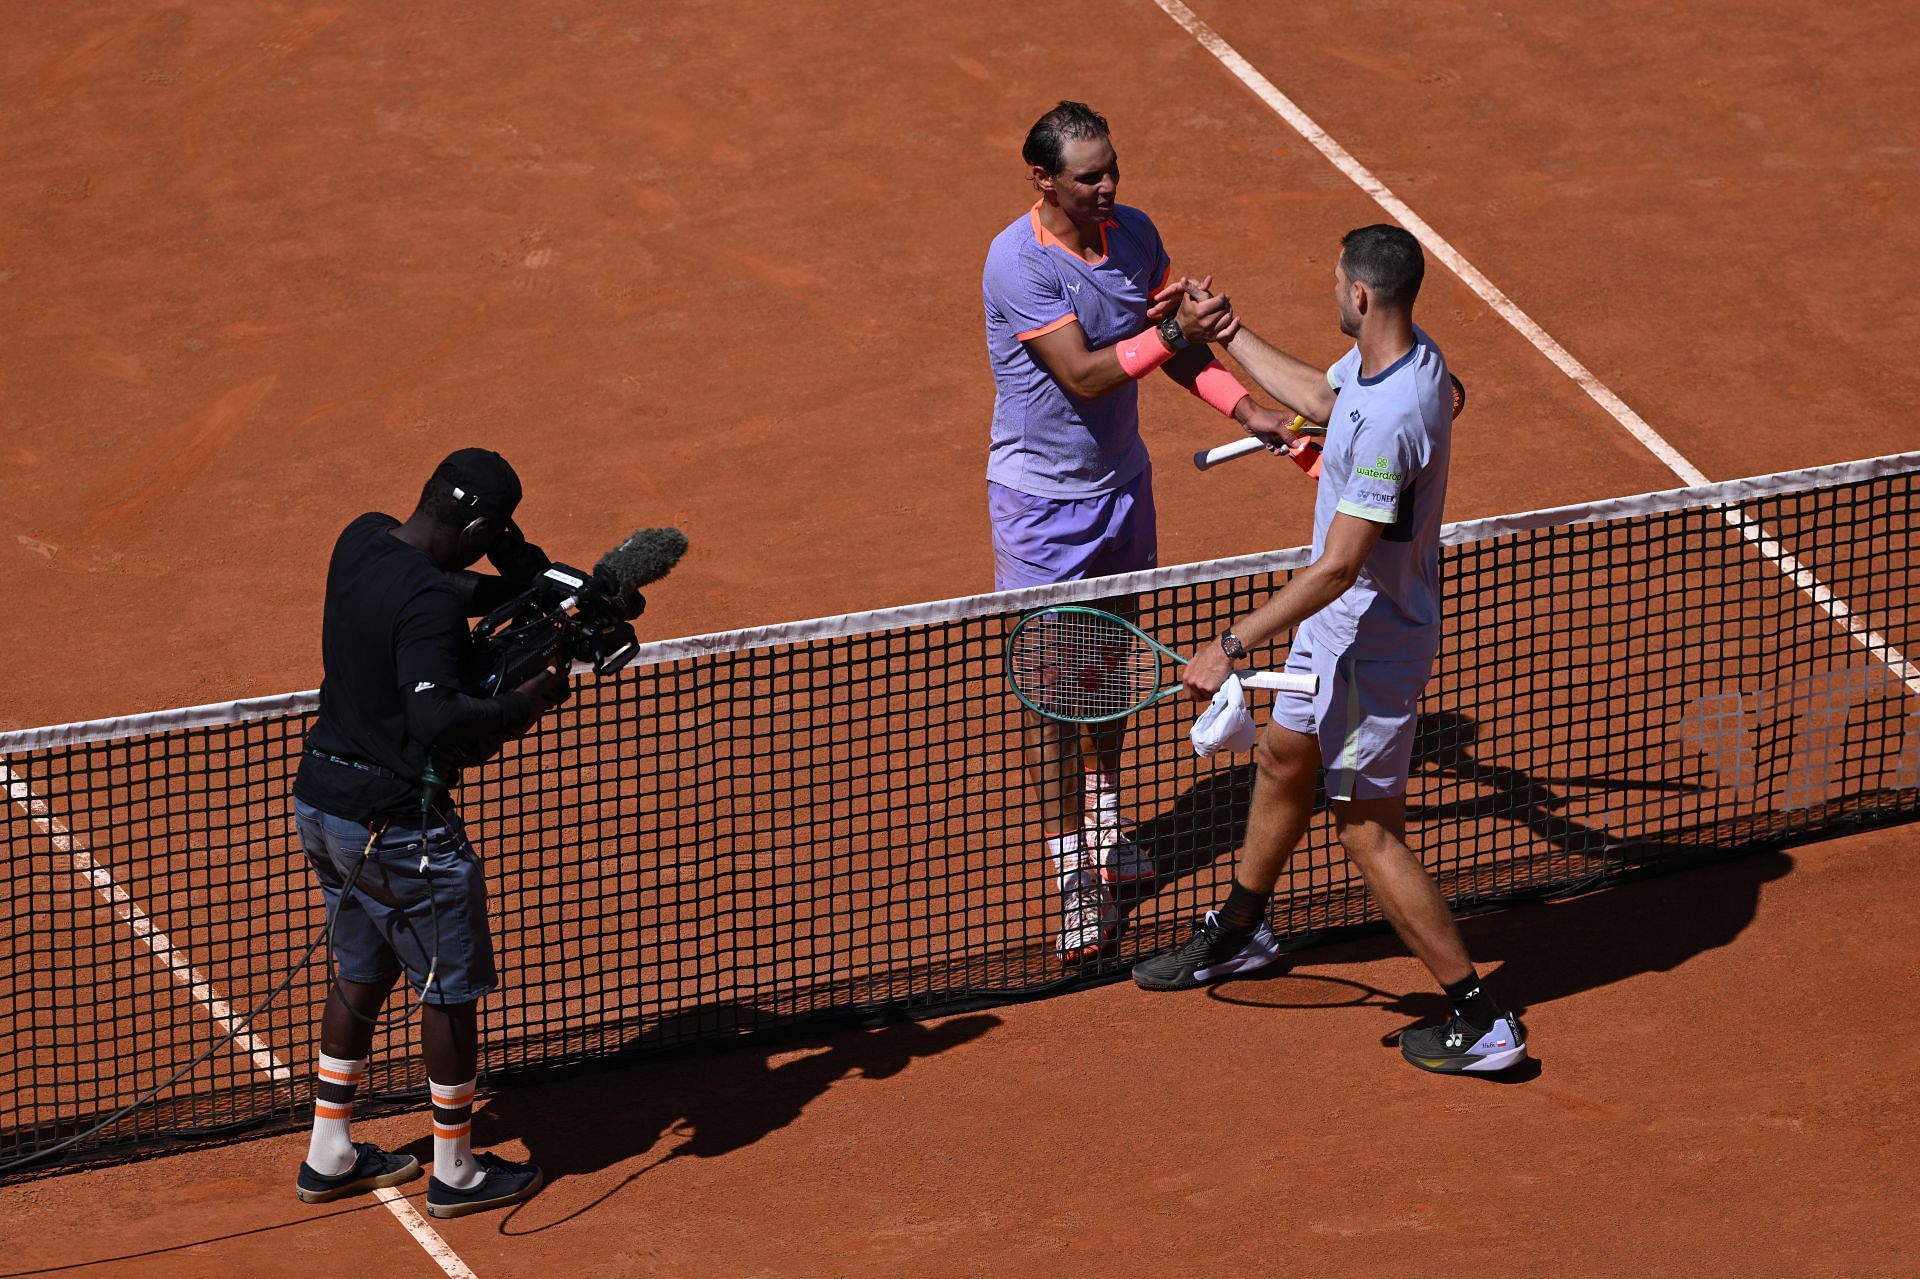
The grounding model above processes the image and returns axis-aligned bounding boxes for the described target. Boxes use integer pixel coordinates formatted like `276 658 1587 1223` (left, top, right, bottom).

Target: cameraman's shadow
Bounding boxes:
419 1005 999 1232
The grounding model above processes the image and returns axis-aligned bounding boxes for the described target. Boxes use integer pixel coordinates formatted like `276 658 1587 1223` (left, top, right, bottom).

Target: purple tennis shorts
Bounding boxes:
988 469 1158 590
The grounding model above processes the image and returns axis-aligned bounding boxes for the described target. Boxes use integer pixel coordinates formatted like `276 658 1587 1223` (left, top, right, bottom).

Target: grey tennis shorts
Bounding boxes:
1270 635 1432 801
294 798 497 1004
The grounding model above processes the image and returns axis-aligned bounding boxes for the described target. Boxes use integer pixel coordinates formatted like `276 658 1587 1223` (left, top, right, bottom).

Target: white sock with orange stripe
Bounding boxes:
430 1077 482 1190
1045 831 1086 881
1085 769 1122 840
306 1052 365 1177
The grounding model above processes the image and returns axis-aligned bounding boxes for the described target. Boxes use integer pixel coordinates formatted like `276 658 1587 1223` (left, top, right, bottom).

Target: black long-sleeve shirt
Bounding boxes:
293 513 533 822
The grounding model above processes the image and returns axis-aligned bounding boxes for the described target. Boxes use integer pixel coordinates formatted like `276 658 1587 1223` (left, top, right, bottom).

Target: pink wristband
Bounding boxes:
1114 328 1177 379
1189 359 1251 418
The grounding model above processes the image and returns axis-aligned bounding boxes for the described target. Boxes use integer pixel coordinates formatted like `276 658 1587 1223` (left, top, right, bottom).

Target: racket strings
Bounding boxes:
1008 612 1159 719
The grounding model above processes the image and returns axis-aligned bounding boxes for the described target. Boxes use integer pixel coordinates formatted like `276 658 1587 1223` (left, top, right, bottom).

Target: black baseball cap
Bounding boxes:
432 448 522 519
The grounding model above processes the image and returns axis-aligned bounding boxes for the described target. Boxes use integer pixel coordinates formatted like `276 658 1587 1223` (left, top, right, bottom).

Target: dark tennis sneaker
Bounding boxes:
1131 910 1280 991
426 1151 545 1219
296 1142 421 1203
1400 1013 1528 1074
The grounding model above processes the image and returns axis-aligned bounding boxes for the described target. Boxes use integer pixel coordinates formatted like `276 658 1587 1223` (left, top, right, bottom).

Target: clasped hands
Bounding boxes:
1148 274 1308 454
1147 273 1238 345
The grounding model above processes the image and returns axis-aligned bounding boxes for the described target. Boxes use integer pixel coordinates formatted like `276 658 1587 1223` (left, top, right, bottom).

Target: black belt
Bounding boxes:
305 749 406 782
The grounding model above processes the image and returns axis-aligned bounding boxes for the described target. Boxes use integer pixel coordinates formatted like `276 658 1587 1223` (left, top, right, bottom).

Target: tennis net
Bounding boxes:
3 452 1916 1172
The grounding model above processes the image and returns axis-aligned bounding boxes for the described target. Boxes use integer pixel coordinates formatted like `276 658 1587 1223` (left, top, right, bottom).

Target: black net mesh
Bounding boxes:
3 458 1916 1172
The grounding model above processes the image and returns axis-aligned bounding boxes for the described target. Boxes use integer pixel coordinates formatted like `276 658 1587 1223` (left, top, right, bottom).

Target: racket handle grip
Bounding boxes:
1193 437 1265 471
1241 671 1319 695
1193 428 1324 476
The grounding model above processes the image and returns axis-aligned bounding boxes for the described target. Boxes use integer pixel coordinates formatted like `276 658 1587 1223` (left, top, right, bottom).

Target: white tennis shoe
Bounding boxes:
1055 866 1116 964
1084 776 1154 882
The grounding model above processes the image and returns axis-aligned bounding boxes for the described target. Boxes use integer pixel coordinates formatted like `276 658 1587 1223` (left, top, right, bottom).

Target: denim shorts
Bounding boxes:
294 798 497 1004
987 468 1158 590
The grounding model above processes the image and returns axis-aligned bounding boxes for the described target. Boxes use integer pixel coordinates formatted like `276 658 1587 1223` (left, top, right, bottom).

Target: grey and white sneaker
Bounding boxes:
1056 866 1117 964
1130 910 1280 991
1400 1013 1528 1074
1101 832 1156 883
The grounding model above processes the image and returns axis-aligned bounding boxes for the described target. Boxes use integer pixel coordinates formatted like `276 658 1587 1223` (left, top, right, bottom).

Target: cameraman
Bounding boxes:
291 448 565 1219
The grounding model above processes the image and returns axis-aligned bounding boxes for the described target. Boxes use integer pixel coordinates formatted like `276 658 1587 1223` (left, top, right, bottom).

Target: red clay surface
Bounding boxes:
3 0 1917 1274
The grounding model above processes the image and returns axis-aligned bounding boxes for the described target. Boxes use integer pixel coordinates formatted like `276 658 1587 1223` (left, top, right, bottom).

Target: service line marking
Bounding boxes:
1151 0 1920 697
0 764 477 1279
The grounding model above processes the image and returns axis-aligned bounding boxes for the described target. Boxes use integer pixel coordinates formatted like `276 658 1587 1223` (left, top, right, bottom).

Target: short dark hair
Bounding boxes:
1339 224 1425 309
1022 101 1110 175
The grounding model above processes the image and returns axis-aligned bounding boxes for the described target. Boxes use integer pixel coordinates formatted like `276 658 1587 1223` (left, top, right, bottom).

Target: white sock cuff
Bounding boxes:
429 1077 478 1107
317 1052 367 1083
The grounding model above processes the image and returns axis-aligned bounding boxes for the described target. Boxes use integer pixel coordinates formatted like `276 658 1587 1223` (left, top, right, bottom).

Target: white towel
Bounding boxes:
1189 674 1259 757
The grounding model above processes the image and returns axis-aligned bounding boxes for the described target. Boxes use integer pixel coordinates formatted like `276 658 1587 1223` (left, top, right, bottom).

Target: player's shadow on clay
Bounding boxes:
1118 707 1712 897
1124 705 1782 1079
410 1006 998 1232
1115 760 1319 899
1214 845 1790 1085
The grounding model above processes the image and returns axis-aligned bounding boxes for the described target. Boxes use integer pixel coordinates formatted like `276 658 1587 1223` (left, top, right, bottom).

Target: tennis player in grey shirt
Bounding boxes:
1131 225 1529 1076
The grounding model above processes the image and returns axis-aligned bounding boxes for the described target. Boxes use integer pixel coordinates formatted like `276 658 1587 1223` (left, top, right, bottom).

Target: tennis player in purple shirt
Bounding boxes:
982 101 1296 964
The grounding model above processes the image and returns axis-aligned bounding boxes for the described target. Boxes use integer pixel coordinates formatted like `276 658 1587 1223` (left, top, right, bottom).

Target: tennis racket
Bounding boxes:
1194 372 1467 473
1006 605 1317 724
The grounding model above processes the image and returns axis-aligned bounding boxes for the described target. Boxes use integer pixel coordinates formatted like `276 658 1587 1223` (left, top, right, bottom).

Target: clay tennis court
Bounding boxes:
3 0 1917 1274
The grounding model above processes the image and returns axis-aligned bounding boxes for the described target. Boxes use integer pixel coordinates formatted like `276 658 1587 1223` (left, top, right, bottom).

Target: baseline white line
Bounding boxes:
2 764 477 1279
1151 0 1920 697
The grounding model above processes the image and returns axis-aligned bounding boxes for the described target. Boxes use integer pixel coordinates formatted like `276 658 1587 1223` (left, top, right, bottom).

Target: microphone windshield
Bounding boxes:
594 528 688 595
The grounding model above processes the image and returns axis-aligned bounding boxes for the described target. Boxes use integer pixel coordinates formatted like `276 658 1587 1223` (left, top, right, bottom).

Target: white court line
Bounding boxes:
1 763 294 1084
1151 0 1920 697
1150 0 1707 485
375 1188 482 1279
1 764 477 1279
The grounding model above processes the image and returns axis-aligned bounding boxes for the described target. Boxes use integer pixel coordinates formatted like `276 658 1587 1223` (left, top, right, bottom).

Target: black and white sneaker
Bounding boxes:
425 1151 545 1219
1400 1013 1528 1074
1131 910 1280 991
296 1142 421 1204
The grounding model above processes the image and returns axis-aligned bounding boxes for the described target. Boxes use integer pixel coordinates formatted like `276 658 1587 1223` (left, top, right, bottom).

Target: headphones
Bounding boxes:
449 485 504 542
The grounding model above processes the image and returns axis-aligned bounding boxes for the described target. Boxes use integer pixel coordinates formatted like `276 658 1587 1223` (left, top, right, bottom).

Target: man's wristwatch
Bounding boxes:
1157 313 1190 351
1219 631 1247 660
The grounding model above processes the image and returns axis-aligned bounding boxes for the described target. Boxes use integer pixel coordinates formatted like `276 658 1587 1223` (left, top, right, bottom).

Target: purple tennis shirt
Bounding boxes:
982 202 1172 498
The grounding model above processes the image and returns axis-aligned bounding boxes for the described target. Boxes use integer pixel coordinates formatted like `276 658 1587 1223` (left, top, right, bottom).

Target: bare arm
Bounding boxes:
1181 513 1385 698
1220 326 1338 424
